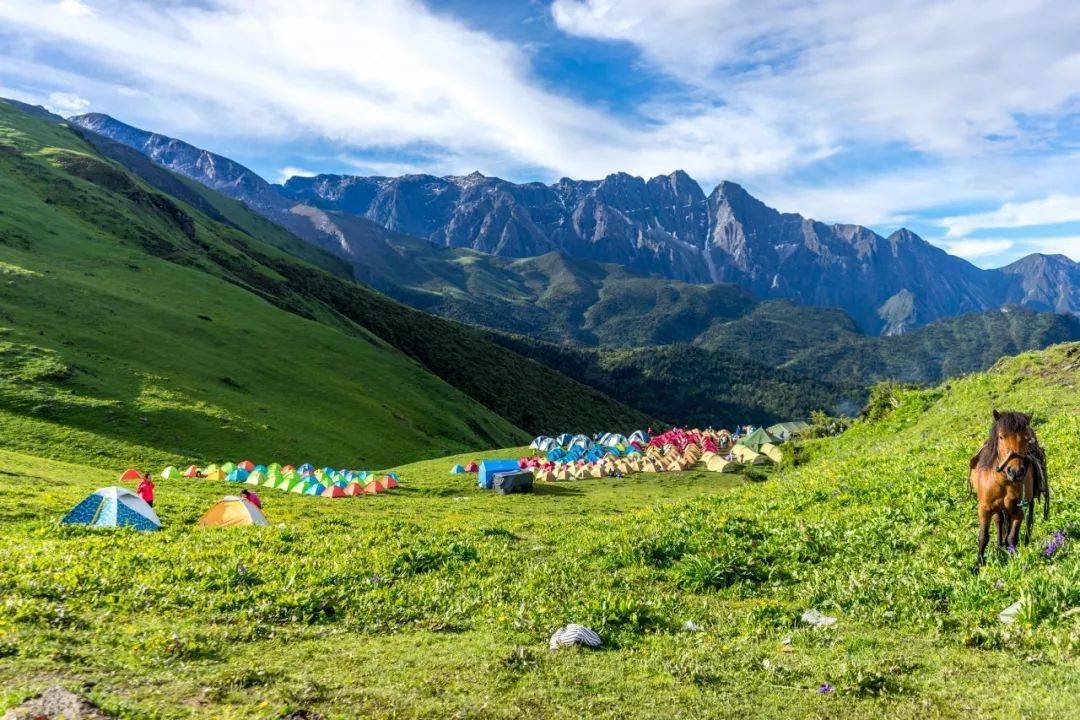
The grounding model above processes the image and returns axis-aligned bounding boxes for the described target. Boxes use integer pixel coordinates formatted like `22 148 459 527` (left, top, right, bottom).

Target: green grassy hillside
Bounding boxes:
0 100 650 468
0 343 1075 718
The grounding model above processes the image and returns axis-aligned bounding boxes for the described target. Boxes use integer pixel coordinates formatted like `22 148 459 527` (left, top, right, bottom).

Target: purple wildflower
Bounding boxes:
1044 530 1066 557
237 564 247 575
817 683 834 695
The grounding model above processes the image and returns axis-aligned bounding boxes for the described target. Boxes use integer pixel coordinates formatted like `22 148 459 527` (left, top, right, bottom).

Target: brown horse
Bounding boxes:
969 410 1049 567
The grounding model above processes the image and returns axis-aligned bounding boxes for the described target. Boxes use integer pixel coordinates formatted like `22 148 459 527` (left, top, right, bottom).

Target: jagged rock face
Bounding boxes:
1001 253 1080 315
70 112 1079 335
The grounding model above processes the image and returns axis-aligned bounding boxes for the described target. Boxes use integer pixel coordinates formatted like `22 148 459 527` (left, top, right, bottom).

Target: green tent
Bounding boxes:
289 478 309 494
221 462 237 474
737 427 778 452
765 421 810 442
245 470 265 486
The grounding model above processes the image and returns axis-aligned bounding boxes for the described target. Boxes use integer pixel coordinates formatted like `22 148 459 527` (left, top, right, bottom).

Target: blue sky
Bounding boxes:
1 0 1078 267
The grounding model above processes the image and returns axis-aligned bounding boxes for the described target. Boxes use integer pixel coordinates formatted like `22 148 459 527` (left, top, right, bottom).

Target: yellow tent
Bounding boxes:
197 496 268 527
535 469 556 482
759 443 784 464
706 455 738 473
203 469 227 481
731 445 768 465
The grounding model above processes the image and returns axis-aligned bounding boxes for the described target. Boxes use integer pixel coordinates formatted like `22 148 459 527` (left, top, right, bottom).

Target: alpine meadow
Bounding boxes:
1 2 1079 718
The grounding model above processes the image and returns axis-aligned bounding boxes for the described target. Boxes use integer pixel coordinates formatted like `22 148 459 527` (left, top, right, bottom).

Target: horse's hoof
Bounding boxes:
970 563 982 574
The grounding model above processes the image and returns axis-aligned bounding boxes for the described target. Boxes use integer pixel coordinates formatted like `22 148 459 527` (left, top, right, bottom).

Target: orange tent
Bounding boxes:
118 468 143 482
197 497 268 527
322 485 346 498
237 460 256 472
344 482 365 497
363 479 386 494
282 464 296 473
381 475 398 489
183 465 201 478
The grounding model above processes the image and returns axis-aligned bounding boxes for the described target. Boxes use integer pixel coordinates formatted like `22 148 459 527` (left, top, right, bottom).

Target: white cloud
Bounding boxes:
0 0 834 182
936 238 1015 260
276 166 317 183
553 0 1080 155
938 195 1080 237
44 91 89 116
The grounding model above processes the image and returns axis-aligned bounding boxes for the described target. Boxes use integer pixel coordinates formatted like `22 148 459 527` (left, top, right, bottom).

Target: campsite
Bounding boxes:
0 345 1077 718
1 13 1079 717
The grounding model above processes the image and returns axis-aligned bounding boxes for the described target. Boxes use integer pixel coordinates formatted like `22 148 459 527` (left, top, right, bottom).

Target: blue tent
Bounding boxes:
226 468 249 483
477 459 520 489
450 464 466 474
304 481 326 496
62 487 161 531
298 463 315 474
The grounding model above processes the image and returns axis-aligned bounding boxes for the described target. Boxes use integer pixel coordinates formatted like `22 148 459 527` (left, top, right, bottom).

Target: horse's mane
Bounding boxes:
977 411 1030 469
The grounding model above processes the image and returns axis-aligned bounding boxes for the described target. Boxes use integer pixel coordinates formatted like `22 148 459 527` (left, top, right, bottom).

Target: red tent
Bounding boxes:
183 465 201 478
118 468 142 482
282 465 296 473
322 484 346 498
381 475 398 489
237 460 256 472
363 479 386 494
465 461 479 473
344 482 365 496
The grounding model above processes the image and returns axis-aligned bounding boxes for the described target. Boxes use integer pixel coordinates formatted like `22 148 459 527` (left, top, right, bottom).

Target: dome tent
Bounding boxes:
62 487 161 531
197 496 268 527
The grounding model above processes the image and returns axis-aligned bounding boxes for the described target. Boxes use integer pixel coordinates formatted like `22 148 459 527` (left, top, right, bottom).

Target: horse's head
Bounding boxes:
990 410 1033 482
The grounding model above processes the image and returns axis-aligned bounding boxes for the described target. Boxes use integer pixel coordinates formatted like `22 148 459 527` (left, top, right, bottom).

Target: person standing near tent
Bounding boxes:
241 488 262 510
136 473 155 507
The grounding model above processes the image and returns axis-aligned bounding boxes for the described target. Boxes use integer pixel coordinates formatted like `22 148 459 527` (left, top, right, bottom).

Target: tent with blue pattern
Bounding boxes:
61 487 161 531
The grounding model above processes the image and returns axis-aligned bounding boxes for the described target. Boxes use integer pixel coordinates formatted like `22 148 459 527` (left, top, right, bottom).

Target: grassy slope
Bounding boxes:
0 101 653 465
0 102 529 468
1 343 1075 718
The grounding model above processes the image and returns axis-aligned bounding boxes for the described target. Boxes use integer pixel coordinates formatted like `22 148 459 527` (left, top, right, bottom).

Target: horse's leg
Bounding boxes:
1006 507 1022 554
1024 497 1034 545
976 506 991 567
996 510 1006 547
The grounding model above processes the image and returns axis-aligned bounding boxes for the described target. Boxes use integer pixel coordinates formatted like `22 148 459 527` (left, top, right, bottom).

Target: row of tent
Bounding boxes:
61 487 268 531
528 431 651 454
512 423 807 482
149 461 399 499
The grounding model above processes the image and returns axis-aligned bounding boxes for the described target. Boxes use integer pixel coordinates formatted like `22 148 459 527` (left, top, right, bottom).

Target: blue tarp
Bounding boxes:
478 459 520 489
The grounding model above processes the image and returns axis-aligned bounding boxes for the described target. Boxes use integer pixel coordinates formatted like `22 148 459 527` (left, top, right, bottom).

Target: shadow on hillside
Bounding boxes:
534 483 585 497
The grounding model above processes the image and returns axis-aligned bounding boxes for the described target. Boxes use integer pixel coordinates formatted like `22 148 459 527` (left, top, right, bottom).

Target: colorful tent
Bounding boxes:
204 469 227 482
465 461 479 473
226 468 250 483
731 445 768 465
289 478 310 494
450 464 466 474
322 484 346 498
344 482 365 497
183 465 201 478
221 462 237 474
237 460 255 472
245 470 265 486
381 474 398 489
62 487 161 531
304 481 326 496
197 496 268 527
159 466 180 480
118 468 143 482
363 478 386 494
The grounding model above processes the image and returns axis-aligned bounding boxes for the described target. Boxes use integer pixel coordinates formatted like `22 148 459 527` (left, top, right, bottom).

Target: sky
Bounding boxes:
1 0 1078 268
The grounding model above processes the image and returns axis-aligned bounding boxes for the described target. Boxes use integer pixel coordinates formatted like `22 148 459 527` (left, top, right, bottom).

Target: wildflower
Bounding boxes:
1044 530 1066 557
237 564 247 575
994 579 1004 590
817 683 834 695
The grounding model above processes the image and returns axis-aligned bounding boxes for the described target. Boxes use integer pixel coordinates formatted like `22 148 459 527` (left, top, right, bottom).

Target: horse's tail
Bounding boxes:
1032 456 1050 520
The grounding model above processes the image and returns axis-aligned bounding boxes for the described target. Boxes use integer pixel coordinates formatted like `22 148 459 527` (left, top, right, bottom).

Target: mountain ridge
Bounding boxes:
68 111 1078 337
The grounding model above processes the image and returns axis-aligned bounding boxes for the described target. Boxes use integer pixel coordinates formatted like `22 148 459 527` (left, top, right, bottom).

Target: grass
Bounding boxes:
1 343 1077 718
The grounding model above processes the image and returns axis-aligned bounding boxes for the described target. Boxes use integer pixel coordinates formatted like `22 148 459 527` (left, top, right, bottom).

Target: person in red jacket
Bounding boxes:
136 473 155 507
241 488 262 509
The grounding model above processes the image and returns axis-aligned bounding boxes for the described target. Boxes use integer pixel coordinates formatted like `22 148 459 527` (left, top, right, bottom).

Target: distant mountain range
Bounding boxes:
71 112 1078 336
